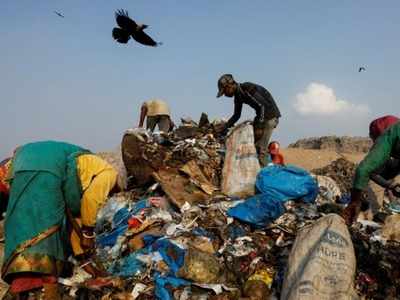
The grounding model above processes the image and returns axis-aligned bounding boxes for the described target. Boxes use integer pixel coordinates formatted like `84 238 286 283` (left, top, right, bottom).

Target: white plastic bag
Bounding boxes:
221 122 260 198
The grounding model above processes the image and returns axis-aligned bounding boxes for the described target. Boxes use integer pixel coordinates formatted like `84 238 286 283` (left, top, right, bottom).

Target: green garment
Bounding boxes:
11 141 90 215
3 141 90 281
354 123 400 190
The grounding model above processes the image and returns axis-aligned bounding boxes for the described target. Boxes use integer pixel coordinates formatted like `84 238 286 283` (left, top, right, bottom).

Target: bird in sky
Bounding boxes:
112 9 162 47
54 11 65 18
358 67 366 72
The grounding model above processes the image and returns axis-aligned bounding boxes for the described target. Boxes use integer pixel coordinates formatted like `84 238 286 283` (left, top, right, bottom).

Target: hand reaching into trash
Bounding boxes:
81 261 109 278
342 201 361 225
390 183 400 198
214 123 228 135
81 228 96 251
342 189 362 225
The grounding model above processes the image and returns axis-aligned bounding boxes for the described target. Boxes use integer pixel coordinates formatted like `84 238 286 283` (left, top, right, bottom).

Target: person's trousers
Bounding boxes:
254 117 279 167
146 115 171 132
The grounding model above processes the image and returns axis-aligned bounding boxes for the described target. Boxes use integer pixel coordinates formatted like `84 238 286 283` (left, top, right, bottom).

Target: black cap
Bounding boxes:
217 74 234 98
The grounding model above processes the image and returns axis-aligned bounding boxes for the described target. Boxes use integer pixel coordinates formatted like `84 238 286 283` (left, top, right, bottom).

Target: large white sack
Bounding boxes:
281 214 358 300
221 122 260 198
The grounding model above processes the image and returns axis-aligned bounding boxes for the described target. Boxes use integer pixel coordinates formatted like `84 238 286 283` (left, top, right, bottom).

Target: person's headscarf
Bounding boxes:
369 115 399 142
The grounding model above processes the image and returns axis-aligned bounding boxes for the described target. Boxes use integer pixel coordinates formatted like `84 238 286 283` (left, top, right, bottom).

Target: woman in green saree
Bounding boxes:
1 141 120 299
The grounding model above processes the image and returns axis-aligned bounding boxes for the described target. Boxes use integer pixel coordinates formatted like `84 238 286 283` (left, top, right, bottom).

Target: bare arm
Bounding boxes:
226 99 243 129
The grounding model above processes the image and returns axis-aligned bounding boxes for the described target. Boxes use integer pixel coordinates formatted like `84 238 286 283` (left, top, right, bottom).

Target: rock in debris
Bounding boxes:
178 247 223 284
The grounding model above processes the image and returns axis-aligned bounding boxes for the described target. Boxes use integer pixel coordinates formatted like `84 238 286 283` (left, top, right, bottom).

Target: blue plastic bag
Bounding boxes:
255 165 318 203
228 165 318 227
228 195 286 228
154 273 190 300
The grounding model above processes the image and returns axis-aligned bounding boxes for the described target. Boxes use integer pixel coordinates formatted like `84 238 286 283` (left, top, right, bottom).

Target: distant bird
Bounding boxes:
54 11 65 18
112 9 161 47
358 67 366 72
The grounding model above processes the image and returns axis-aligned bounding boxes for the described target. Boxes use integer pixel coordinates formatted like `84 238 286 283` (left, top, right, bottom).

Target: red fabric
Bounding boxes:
271 153 285 165
128 217 142 229
0 158 11 195
369 115 399 141
10 275 57 293
0 182 8 194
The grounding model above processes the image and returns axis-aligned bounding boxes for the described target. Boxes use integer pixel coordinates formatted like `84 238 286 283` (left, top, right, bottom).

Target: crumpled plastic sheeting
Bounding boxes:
154 273 190 300
255 165 318 203
228 196 285 228
150 238 186 275
228 165 318 227
97 199 149 248
107 249 147 277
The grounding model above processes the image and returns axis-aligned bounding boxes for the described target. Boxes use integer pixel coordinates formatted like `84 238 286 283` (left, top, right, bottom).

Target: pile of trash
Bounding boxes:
351 216 400 298
312 157 357 195
53 118 400 300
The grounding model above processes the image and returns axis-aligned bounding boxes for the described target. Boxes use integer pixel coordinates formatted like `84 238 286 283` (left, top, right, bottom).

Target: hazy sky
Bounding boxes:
1 1 398 157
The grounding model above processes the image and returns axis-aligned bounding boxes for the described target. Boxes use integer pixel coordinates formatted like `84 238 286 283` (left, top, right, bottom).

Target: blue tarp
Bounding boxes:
228 165 318 227
97 199 150 248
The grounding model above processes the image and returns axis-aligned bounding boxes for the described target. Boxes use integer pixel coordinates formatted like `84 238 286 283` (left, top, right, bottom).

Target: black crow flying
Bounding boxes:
112 9 161 47
54 11 65 18
358 67 366 72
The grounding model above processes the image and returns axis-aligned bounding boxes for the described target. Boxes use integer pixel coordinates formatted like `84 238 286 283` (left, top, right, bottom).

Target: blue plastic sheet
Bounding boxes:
228 195 286 228
97 199 150 248
338 194 351 204
107 249 148 277
228 165 318 227
154 273 190 300
226 223 247 240
150 238 185 275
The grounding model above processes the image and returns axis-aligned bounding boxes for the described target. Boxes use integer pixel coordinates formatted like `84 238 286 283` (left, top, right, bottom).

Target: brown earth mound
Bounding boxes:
288 136 372 153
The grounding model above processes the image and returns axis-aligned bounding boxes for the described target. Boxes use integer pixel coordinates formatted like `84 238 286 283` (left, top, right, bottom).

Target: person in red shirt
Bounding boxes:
267 141 285 166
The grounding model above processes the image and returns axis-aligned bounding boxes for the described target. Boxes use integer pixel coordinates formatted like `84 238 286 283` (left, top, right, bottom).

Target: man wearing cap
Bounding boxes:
216 74 281 166
138 99 174 132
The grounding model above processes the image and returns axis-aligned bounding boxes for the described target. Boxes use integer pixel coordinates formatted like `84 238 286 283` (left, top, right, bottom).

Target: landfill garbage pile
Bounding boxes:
351 217 400 299
21 116 397 300
312 157 357 195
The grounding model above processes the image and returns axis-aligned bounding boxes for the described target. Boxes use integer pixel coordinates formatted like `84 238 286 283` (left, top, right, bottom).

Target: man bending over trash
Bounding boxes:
343 117 400 224
216 74 281 166
138 99 174 132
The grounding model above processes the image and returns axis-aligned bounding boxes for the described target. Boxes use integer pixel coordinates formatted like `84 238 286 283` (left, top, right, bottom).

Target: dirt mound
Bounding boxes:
289 136 372 153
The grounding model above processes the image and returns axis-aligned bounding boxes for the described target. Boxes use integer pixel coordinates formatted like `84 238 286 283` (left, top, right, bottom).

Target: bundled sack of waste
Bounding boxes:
228 164 318 227
312 175 342 205
281 214 358 300
221 122 260 198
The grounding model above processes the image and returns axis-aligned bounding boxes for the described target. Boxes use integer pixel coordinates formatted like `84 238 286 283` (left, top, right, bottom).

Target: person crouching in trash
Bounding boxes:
343 117 400 225
1 141 123 300
266 141 285 166
367 115 400 212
